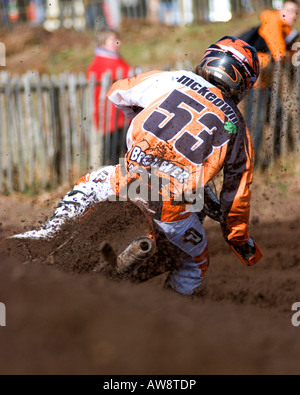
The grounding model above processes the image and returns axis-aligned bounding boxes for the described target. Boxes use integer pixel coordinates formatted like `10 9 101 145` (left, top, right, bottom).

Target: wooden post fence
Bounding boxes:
0 60 299 194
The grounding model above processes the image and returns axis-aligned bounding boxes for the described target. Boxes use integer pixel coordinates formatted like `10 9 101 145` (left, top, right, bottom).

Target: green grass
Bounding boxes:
118 13 264 70
45 12 300 74
48 47 94 75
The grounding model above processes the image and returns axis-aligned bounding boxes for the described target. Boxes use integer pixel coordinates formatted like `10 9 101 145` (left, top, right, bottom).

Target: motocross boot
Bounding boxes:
10 190 90 240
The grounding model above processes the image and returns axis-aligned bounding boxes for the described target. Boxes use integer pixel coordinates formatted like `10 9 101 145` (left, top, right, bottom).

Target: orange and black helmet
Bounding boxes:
196 36 260 104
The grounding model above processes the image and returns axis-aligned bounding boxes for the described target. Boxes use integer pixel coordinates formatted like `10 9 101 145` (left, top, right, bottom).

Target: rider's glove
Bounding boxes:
229 237 263 266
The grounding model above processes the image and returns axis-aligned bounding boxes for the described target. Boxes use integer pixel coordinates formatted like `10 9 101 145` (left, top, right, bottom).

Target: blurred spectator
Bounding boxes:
17 0 30 21
0 0 10 25
159 0 181 25
87 28 132 162
242 0 254 13
259 0 299 64
35 0 46 24
245 0 299 163
27 0 46 24
84 0 106 30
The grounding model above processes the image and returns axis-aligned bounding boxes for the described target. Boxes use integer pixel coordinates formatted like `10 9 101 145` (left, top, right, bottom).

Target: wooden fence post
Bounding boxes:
34 72 48 190
101 71 112 167
78 71 90 176
88 72 99 171
268 61 282 166
41 73 55 189
49 74 62 186
0 76 3 193
4 73 13 193
280 58 292 158
68 72 79 179
294 63 300 151
23 73 35 188
59 73 71 184
12 74 25 192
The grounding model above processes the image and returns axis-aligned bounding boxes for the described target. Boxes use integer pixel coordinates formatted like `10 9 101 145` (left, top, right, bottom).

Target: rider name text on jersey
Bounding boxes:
177 75 238 124
129 146 190 183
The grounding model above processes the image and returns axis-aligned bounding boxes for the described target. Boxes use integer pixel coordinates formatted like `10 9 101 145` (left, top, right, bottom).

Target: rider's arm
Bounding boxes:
107 69 194 120
107 70 167 119
219 119 263 266
220 118 254 246
259 9 290 61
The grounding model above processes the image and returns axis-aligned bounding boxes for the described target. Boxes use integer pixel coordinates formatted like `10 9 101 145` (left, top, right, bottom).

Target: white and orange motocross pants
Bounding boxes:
53 164 209 295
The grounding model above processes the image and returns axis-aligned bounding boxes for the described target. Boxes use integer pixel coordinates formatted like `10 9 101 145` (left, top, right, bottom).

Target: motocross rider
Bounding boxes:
12 36 263 295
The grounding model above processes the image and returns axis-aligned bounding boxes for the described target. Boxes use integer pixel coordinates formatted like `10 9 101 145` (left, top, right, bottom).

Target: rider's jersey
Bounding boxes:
107 70 254 245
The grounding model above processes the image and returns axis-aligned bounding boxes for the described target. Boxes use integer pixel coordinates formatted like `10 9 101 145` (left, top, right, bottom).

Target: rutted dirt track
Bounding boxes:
0 173 300 375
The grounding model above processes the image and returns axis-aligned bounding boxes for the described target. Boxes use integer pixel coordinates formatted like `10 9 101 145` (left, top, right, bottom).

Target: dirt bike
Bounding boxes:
111 183 262 277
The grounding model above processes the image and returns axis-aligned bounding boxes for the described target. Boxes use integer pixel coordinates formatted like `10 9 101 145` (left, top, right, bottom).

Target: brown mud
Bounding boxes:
0 174 300 375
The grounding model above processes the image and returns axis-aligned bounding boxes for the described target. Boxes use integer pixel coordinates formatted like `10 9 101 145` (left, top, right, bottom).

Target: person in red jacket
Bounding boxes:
87 28 132 162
